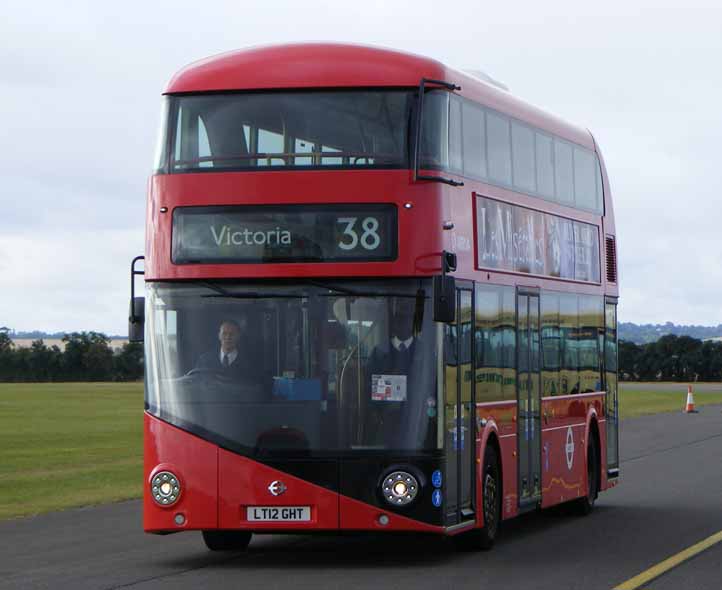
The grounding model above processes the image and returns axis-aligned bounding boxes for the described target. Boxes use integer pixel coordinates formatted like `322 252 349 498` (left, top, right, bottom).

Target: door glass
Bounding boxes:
517 293 542 503
517 295 530 499
443 288 474 524
529 296 541 497
459 290 473 513
444 299 459 524
605 302 619 470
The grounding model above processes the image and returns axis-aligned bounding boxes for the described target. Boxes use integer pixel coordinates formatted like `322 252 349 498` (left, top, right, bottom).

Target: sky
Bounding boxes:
1 0 721 334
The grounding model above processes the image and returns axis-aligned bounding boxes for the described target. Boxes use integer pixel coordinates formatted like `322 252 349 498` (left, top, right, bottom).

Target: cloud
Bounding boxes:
2 0 722 332
0 228 143 334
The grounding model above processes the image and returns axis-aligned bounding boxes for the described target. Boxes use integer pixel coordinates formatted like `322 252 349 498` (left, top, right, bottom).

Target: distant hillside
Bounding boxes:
620 322 722 344
6 325 722 347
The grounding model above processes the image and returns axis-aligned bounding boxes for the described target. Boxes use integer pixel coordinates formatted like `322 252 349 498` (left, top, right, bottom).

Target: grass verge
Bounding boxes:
0 382 143 520
1 381 721 519
619 385 722 418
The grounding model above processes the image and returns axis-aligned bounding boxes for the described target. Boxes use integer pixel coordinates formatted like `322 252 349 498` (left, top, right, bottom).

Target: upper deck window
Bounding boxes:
419 91 604 216
162 90 413 172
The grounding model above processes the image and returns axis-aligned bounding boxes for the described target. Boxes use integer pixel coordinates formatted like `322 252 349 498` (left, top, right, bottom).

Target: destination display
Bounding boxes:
172 204 397 264
475 196 600 282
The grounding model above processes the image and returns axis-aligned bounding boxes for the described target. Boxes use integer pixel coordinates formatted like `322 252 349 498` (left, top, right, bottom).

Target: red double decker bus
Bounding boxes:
130 43 619 551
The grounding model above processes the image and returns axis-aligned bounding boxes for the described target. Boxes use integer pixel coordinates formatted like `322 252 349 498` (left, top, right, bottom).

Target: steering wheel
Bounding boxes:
184 367 232 381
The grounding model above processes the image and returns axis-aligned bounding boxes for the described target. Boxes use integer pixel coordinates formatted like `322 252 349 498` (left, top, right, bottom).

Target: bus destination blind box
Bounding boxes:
172 204 398 264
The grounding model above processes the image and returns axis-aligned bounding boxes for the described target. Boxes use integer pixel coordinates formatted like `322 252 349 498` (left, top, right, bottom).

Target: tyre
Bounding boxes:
575 437 599 516
202 530 252 551
454 444 501 551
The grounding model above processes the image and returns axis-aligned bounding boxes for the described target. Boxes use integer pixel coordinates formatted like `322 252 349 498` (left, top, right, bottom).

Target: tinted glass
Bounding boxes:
512 122 536 193
462 102 486 178
449 97 463 172
578 295 603 392
554 140 574 205
487 112 512 185
420 91 449 170
605 302 619 468
475 286 503 402
574 147 598 211
541 292 560 396
535 132 554 198
414 95 604 215
560 293 579 394
169 91 413 172
502 287 517 400
145 279 439 456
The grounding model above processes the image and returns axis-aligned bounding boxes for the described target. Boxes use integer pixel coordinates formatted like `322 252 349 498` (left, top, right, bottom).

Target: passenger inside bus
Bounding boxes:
364 299 424 446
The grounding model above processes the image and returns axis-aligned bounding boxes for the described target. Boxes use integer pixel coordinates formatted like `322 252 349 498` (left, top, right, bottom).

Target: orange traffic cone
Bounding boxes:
684 385 698 413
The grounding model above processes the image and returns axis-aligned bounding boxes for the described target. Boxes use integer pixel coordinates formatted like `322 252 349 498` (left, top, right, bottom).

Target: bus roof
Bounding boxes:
165 43 594 148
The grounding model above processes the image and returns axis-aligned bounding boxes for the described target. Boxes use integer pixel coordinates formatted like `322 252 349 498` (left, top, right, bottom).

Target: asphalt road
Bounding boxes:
2 407 722 590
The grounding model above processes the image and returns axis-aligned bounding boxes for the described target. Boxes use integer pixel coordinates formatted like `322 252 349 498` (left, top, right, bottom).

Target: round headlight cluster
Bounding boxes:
382 471 419 506
151 471 180 506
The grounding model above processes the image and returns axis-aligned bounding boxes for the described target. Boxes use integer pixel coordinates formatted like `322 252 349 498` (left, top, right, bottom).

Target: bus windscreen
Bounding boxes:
144 279 439 456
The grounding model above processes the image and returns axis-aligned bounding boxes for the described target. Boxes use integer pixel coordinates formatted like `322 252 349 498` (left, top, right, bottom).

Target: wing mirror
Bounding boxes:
433 251 456 323
128 256 145 343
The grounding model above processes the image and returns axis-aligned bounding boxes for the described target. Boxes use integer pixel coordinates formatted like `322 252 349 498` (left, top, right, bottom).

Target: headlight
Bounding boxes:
382 471 419 506
151 471 181 506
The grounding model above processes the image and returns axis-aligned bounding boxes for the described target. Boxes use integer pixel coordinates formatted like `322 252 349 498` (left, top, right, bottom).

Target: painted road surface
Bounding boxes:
652 541 722 589
1 407 721 590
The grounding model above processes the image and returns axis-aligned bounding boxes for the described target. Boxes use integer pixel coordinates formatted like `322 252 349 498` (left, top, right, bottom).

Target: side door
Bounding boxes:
443 286 475 526
604 298 619 477
516 289 542 506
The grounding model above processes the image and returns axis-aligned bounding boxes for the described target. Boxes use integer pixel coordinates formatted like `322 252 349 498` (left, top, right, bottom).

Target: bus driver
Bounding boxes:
195 319 252 378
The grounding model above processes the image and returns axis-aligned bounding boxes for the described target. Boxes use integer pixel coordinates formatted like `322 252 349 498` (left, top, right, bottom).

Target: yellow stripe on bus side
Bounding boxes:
613 529 722 589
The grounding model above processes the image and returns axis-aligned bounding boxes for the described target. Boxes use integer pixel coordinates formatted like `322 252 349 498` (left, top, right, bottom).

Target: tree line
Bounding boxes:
0 330 142 382
619 334 722 382
2 329 721 383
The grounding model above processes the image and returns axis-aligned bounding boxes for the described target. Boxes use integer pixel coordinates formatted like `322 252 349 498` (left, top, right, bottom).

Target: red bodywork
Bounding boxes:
145 413 443 534
144 43 617 535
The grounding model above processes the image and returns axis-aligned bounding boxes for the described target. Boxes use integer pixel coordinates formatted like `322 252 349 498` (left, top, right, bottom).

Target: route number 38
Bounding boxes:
337 217 381 251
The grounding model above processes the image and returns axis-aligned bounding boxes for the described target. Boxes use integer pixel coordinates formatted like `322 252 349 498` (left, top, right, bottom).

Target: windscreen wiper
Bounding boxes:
201 293 305 299
301 279 360 296
199 282 304 299
303 279 427 300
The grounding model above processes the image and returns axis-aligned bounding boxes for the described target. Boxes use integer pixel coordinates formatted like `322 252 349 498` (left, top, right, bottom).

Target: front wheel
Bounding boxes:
454 444 501 551
202 530 252 551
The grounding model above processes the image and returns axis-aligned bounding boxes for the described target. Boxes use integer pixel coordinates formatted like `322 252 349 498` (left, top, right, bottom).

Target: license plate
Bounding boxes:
246 506 311 522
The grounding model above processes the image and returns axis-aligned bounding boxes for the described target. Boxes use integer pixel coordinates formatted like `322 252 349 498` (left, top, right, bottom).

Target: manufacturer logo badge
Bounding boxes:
268 480 287 496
